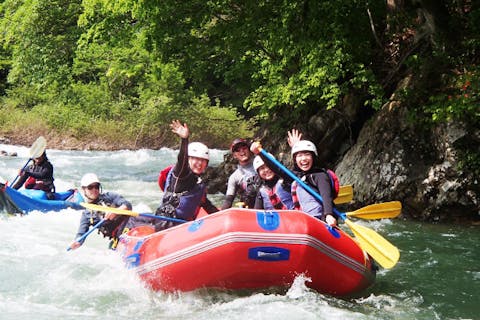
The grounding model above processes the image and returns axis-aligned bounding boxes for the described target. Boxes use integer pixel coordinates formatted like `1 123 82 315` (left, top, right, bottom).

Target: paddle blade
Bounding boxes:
80 202 139 217
334 185 353 204
345 219 400 269
10 137 45 185
346 201 402 220
29 136 47 158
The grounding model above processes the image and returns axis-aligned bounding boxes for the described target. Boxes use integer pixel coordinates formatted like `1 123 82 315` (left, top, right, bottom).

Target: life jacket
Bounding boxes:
159 168 207 221
158 164 174 191
243 174 262 208
24 175 55 192
24 176 36 189
325 169 340 198
291 169 339 217
258 180 294 210
24 161 56 192
291 179 324 217
91 195 131 247
98 215 129 240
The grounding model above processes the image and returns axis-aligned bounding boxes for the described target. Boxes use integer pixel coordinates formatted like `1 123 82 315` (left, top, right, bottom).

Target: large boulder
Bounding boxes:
336 100 479 222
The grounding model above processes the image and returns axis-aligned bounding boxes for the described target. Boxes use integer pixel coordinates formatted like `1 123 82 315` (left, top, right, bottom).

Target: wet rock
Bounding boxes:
0 150 17 157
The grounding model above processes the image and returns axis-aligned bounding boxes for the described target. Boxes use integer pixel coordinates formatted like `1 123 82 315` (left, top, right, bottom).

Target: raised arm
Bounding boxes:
170 120 189 139
287 129 303 148
170 120 190 178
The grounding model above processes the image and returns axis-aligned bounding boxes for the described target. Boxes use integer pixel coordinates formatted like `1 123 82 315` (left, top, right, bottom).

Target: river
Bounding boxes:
0 143 478 320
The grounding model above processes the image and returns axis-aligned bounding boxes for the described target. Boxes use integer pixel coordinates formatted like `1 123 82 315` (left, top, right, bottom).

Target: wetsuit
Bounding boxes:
222 161 258 209
75 192 132 243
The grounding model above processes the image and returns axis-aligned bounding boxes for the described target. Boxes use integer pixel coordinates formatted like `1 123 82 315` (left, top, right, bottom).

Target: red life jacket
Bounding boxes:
265 185 288 210
24 176 37 189
157 165 174 191
326 169 340 198
291 182 301 210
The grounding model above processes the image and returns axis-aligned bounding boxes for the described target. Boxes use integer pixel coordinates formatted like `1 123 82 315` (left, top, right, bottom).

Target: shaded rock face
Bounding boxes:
336 102 479 223
307 93 374 168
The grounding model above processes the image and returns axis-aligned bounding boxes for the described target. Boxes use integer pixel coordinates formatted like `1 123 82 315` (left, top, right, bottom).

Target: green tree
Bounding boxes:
1 0 478 149
0 0 82 99
80 0 384 128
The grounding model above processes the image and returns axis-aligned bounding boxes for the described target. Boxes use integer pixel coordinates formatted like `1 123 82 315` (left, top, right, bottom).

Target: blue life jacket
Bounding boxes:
161 168 206 221
291 179 324 218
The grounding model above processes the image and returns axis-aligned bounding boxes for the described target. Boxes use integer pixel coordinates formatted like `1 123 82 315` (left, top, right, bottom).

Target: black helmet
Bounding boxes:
230 138 249 152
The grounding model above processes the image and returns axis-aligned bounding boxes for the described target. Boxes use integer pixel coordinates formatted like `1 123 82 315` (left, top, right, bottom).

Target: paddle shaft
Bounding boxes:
67 219 105 251
10 159 32 186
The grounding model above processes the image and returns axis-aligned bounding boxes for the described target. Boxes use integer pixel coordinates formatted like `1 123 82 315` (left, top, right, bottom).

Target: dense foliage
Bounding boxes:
0 0 478 148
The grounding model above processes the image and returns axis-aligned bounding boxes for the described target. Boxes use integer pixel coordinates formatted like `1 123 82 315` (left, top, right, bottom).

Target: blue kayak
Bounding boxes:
0 182 84 214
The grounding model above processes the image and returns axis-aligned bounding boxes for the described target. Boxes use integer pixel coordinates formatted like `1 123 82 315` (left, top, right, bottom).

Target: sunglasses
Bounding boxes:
86 184 100 190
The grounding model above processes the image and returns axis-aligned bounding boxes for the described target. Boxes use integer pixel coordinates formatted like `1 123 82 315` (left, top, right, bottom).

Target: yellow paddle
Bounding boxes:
259 148 400 269
309 185 401 220
80 202 187 224
345 201 402 220
344 220 400 269
334 185 353 204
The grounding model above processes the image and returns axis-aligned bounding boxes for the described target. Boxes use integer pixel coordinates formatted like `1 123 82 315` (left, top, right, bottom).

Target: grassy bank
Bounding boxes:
0 104 255 151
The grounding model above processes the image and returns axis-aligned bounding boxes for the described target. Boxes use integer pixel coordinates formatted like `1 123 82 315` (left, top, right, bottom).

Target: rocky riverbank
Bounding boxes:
1 130 137 151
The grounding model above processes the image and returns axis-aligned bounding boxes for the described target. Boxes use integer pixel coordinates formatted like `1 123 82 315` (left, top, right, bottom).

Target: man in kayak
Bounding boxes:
12 151 56 200
221 138 259 209
69 173 132 250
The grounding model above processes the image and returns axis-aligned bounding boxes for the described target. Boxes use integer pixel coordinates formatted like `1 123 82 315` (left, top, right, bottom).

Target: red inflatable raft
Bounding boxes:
117 208 376 296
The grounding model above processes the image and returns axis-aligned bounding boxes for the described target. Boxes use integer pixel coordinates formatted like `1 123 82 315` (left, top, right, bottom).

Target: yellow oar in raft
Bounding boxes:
334 185 353 204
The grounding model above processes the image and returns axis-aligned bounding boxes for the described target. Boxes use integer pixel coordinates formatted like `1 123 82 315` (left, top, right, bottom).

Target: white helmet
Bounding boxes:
253 155 265 172
188 142 209 160
81 173 100 187
291 140 318 158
